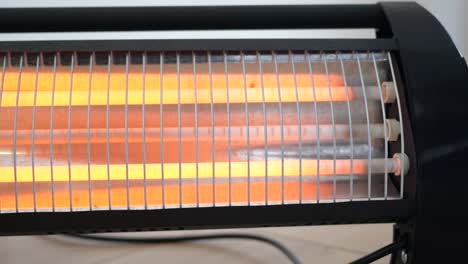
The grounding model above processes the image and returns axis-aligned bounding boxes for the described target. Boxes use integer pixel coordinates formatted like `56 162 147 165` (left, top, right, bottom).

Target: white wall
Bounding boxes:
415 0 465 57
0 0 466 58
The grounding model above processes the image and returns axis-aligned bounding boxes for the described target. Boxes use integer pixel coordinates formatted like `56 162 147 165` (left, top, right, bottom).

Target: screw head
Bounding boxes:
401 250 408 264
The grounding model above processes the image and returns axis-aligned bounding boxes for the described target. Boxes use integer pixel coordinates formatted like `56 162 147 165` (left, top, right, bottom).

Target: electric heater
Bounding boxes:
0 2 467 264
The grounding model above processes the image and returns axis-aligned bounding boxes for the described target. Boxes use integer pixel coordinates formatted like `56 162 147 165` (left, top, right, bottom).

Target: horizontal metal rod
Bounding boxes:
0 101 382 130
0 5 386 33
251 144 381 160
0 124 386 146
0 39 398 53
0 199 413 234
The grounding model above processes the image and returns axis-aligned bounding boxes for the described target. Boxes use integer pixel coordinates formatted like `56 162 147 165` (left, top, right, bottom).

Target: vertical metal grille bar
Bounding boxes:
323 53 337 202
306 51 320 203
124 52 130 209
31 55 40 212
223 51 232 206
0 55 6 108
372 53 389 199
142 52 148 209
290 51 303 203
12 55 23 213
257 51 268 205
49 54 57 211
387 52 405 198
338 52 355 201
86 53 93 210
160 52 165 209
208 51 216 206
105 53 112 210
193 52 200 207
177 52 182 208
67 54 74 211
356 54 372 200
272 51 285 204
241 51 251 205
0 55 5 212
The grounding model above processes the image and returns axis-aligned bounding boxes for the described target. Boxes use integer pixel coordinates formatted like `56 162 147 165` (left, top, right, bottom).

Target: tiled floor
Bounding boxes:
0 224 392 264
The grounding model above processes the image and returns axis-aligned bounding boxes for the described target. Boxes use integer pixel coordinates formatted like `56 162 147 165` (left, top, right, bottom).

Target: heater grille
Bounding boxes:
0 50 405 213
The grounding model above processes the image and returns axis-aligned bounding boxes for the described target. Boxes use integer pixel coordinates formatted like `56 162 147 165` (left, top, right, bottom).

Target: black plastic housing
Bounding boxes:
0 3 467 263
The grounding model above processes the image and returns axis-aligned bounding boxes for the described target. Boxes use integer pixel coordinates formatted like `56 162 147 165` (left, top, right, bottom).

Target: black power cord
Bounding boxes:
64 233 302 264
64 233 407 264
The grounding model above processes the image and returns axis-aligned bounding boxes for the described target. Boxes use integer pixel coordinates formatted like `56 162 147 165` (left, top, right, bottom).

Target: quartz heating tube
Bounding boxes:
0 51 408 212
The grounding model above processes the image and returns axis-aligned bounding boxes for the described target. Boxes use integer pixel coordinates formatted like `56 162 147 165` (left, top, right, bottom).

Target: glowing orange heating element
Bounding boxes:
0 64 352 107
4 160 370 183
0 55 391 212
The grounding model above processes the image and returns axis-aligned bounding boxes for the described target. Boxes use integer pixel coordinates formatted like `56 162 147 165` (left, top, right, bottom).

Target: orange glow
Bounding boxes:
1 159 367 183
0 65 351 107
0 181 334 211
0 61 371 212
